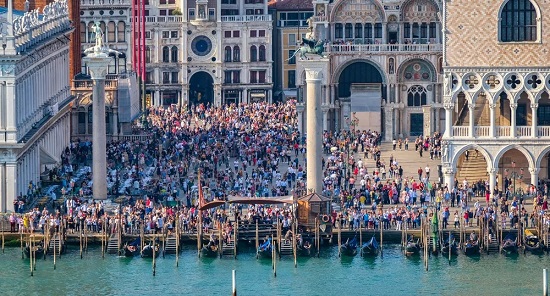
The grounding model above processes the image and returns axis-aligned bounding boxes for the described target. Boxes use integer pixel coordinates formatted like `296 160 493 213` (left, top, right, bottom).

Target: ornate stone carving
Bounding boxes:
531 103 539 109
510 103 518 109
0 65 16 76
489 103 496 109
443 101 454 110
305 68 323 81
528 167 540 174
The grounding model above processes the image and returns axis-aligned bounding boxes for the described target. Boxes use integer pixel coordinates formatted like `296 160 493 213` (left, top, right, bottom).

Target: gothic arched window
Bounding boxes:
407 85 427 106
171 46 178 63
250 45 257 62
500 0 538 42
233 46 240 62
162 46 170 63
225 46 232 62
258 45 266 61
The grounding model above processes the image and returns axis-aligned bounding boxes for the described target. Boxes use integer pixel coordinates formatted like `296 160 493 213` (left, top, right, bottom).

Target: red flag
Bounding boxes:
198 170 206 209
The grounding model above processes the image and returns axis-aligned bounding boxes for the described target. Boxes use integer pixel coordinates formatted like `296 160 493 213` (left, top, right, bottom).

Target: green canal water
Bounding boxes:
0 244 548 296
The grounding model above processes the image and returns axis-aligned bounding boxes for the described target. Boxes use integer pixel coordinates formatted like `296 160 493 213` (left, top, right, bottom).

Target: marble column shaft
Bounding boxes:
305 68 323 194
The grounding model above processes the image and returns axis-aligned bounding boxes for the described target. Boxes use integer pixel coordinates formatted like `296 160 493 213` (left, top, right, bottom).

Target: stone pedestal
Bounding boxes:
303 59 327 195
83 54 111 200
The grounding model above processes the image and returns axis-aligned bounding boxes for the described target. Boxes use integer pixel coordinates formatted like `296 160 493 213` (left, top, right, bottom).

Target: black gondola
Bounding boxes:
340 237 358 257
442 233 458 256
257 238 273 259
296 235 312 257
24 244 44 259
122 237 141 257
463 232 480 256
525 235 545 254
501 234 518 253
405 236 421 256
201 238 219 258
361 236 379 257
141 242 160 258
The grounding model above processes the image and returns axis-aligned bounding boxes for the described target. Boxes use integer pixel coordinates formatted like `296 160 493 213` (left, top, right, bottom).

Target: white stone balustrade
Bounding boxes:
474 126 490 137
13 0 71 54
81 0 130 6
327 43 442 53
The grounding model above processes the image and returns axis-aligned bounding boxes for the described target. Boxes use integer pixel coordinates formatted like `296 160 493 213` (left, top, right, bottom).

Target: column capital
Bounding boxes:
443 102 454 110
488 168 498 174
510 103 518 109
443 167 455 175
531 103 539 109
305 68 323 81
468 103 474 110
528 167 540 174
83 55 112 80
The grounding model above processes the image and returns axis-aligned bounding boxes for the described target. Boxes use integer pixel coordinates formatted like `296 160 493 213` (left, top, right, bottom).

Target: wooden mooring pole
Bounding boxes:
152 240 157 277
176 214 180 267
2 217 5 253
232 269 237 296
544 268 548 296
255 220 259 259
29 235 33 276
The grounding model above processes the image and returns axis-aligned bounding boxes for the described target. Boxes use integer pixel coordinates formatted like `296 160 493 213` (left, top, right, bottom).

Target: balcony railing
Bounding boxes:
81 0 130 6
453 126 469 137
140 16 183 23
516 126 531 137
326 43 442 53
538 126 550 137
474 126 489 137
221 15 272 22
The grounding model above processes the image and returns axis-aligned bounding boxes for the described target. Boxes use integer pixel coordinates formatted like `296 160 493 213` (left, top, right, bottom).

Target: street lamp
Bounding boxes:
509 161 524 197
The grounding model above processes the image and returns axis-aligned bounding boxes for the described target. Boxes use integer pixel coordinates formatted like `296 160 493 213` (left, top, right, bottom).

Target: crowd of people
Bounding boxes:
4 100 550 241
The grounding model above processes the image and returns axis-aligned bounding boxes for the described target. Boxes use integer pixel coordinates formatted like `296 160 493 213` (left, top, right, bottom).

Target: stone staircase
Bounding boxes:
279 240 293 256
455 150 488 185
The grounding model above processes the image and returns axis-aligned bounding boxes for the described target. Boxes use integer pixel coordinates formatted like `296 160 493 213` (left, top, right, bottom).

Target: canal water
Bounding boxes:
0 244 547 295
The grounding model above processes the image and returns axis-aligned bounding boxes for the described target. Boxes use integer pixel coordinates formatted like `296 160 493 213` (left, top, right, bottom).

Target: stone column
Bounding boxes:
303 60 325 194
322 106 329 131
443 167 455 189
489 103 496 137
488 168 497 201
384 106 394 141
444 101 453 138
529 167 539 188
423 106 432 137
340 98 351 130
531 103 538 138
296 103 305 135
510 103 517 138
83 54 111 200
5 162 16 212
468 103 474 137
112 110 119 135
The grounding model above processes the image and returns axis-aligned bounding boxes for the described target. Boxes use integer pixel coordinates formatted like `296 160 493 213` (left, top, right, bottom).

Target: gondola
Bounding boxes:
340 237 358 257
141 242 160 258
442 233 458 256
201 240 220 258
296 236 312 257
121 237 141 257
257 238 273 259
360 236 379 257
524 234 545 254
463 232 480 256
501 234 518 253
24 244 44 259
405 237 421 256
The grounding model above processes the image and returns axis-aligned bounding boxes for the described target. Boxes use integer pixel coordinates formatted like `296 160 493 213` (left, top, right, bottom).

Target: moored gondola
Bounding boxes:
463 232 480 256
201 237 219 258
340 237 358 257
360 236 379 257
24 243 44 259
257 238 273 259
296 235 312 257
442 233 458 256
501 234 518 254
141 242 160 258
524 230 545 254
405 236 421 256
121 237 141 257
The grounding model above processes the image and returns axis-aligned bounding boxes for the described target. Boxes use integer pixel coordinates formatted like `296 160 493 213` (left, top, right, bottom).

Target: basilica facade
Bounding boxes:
442 0 550 194
296 0 443 140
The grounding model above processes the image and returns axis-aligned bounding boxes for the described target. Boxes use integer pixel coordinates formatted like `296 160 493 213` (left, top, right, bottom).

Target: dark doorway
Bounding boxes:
410 113 424 136
189 71 214 106
388 32 397 43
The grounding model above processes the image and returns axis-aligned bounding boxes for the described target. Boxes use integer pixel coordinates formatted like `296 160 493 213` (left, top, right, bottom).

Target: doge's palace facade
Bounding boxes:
442 0 550 194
